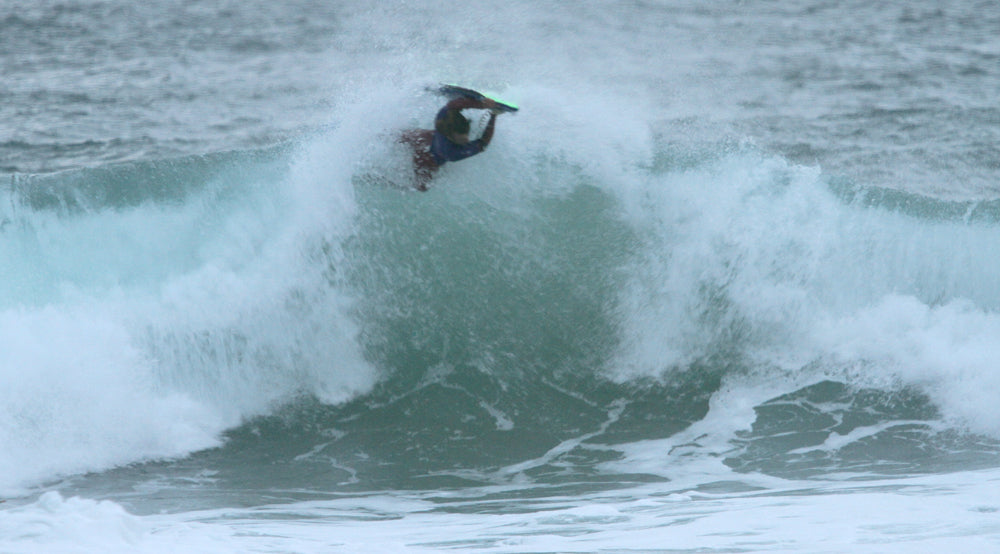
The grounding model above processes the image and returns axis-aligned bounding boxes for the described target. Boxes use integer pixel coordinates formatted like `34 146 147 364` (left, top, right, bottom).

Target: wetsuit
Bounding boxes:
400 97 497 190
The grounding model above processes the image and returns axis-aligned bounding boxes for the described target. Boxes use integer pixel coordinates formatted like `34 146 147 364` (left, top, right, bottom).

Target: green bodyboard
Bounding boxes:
434 84 519 113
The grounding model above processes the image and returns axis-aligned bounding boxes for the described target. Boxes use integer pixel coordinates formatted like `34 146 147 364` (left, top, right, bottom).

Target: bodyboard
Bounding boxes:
433 84 519 113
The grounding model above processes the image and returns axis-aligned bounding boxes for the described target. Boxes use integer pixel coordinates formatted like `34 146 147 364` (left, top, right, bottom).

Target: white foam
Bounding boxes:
813 295 1000 436
7 470 1000 554
0 105 382 492
0 492 148 554
0 307 223 496
604 144 1000 440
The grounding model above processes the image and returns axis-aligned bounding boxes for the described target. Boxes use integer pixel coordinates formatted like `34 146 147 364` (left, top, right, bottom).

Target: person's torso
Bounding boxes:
430 131 482 166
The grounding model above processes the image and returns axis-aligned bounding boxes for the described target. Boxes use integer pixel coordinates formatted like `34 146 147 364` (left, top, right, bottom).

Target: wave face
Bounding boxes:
4 99 1000 503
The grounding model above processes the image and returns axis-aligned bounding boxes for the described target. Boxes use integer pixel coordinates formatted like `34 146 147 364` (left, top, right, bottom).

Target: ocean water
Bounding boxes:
3 0 1000 552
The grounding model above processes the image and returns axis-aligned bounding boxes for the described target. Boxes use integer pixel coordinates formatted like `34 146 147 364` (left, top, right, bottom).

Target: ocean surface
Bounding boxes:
3 1 1000 552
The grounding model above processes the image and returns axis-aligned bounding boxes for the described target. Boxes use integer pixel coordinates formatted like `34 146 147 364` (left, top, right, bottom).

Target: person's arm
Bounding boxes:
444 97 495 111
478 112 498 149
449 98 498 148
435 97 488 134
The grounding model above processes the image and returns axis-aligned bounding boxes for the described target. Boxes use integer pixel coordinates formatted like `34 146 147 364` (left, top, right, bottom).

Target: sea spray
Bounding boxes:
0 140 375 493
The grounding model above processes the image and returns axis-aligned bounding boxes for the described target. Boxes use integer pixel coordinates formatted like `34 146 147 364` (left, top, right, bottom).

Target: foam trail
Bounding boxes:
7 472 1000 553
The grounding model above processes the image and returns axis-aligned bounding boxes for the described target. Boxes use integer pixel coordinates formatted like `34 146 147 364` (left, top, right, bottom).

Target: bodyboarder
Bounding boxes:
400 96 502 190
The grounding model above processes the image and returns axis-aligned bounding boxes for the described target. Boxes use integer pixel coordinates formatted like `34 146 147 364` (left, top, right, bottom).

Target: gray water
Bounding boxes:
3 1 1000 552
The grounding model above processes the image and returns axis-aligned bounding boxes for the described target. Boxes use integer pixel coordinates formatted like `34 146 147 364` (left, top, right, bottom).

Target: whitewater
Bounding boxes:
3 1 1000 552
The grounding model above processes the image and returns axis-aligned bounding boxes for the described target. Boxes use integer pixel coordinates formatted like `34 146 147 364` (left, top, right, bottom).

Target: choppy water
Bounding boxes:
3 1 1000 552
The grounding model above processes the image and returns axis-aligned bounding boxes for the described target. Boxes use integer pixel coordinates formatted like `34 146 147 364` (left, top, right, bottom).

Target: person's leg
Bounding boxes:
400 129 437 191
